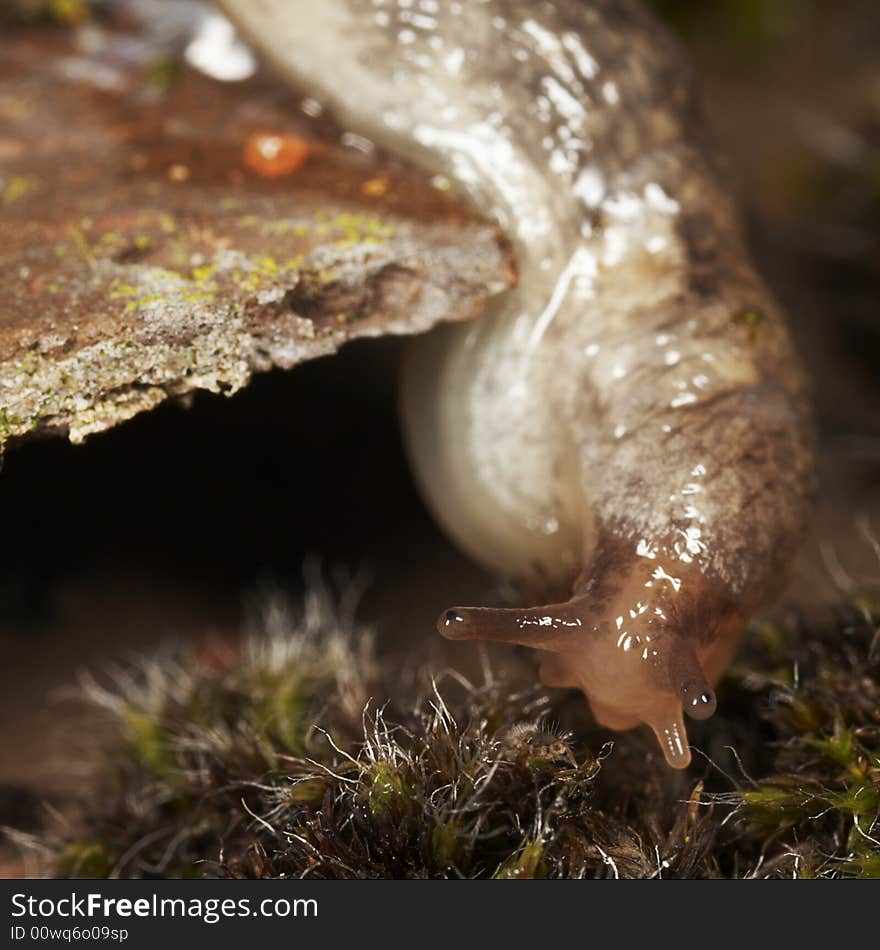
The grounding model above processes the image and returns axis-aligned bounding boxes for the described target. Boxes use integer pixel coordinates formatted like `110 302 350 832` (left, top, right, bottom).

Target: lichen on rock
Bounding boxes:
0 26 512 448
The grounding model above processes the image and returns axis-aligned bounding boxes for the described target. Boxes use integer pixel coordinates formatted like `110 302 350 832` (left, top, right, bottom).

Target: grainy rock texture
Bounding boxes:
0 28 512 447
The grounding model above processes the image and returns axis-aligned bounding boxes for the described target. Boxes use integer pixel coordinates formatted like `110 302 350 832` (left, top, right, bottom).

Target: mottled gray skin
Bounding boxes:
220 0 814 767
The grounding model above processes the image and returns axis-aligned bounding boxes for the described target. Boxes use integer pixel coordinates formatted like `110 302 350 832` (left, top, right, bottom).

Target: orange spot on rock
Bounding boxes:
243 131 311 179
361 176 390 197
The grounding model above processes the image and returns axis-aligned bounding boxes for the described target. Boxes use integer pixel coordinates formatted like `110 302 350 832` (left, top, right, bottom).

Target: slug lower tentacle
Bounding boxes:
219 0 815 768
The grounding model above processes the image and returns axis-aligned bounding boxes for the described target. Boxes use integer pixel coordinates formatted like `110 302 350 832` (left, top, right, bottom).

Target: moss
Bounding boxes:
495 840 547 879
9 576 879 879
250 671 307 754
844 853 880 878
55 840 112 878
123 708 173 779
430 822 464 869
365 761 413 818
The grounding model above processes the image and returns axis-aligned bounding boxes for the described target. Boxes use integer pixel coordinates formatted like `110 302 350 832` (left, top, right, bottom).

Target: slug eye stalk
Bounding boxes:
439 600 590 652
439 597 718 769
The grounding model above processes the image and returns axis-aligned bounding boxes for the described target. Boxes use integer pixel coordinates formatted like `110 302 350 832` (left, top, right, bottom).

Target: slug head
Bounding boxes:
439 555 740 769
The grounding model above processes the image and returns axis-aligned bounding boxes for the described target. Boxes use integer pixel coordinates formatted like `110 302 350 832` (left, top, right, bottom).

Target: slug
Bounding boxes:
218 0 815 768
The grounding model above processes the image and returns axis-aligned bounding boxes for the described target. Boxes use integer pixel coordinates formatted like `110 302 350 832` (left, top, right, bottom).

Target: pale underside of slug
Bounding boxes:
219 0 815 768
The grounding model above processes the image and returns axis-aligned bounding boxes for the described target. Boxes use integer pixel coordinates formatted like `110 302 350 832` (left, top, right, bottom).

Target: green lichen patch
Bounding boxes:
1 173 41 206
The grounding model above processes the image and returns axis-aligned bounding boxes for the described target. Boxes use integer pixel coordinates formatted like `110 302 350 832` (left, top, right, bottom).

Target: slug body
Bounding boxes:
220 0 814 767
